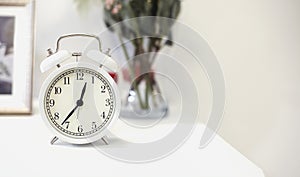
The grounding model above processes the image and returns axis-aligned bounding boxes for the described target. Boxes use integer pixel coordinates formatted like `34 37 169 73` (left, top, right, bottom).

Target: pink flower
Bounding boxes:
105 0 114 9
111 3 122 14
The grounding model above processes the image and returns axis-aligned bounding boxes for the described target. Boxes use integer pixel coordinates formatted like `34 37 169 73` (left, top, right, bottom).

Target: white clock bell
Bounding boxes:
39 34 121 145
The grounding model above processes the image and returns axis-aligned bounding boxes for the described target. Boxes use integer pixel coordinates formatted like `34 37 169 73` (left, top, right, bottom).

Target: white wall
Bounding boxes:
179 0 300 177
34 0 300 177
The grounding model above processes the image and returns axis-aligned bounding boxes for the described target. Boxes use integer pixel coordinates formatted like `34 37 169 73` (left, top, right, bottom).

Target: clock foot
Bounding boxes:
50 136 59 145
101 136 109 145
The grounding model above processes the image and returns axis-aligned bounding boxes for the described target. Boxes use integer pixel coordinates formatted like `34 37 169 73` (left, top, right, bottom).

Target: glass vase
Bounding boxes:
119 60 168 119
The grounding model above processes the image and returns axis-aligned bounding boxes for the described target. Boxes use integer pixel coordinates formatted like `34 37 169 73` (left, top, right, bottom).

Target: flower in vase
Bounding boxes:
73 0 181 111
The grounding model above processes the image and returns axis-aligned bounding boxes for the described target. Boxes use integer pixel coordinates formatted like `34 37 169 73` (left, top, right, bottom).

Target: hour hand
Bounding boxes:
79 82 87 101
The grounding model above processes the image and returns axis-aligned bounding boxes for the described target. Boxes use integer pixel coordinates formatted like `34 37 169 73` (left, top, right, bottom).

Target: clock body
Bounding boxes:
39 62 120 144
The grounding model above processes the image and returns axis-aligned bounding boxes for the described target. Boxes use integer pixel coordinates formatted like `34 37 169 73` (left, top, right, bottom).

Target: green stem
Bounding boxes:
144 74 151 109
125 3 142 38
149 79 158 107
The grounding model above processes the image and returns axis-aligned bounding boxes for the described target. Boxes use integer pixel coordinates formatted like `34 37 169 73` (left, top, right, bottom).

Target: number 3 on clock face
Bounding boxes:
41 65 119 144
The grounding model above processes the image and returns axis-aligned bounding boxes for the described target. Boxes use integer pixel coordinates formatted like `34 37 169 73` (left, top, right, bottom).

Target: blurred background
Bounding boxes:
0 16 14 94
34 0 300 176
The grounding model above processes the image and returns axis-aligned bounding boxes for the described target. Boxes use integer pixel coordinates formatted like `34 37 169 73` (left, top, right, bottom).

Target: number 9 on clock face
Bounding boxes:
41 65 119 144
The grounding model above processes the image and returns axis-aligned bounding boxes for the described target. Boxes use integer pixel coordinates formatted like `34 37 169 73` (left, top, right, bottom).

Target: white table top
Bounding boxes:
0 102 264 177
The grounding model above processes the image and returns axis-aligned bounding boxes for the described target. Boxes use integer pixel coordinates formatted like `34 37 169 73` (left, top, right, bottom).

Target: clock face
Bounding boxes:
43 67 116 139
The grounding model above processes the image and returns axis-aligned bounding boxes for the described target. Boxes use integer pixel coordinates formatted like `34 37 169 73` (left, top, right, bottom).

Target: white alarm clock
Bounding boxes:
39 34 121 145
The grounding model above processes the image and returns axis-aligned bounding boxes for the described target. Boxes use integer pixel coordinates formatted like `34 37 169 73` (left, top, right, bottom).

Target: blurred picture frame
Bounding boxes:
0 0 34 114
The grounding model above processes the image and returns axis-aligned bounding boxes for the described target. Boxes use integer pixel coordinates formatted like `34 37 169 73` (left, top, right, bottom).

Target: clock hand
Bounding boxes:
79 82 87 101
61 82 87 125
61 105 78 125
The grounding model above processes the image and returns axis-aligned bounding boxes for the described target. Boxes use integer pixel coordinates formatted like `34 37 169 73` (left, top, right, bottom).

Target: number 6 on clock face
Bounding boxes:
40 62 120 144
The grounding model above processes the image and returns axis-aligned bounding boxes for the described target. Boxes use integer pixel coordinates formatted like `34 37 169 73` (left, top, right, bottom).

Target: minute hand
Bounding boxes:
62 105 78 125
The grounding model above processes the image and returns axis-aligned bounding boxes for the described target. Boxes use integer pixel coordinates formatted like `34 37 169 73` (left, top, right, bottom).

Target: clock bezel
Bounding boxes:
39 62 121 144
